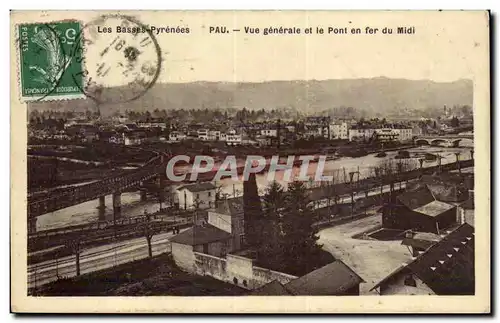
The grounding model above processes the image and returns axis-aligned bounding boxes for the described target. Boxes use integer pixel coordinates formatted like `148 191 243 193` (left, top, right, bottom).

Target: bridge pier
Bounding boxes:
97 196 106 221
113 192 122 222
28 217 37 234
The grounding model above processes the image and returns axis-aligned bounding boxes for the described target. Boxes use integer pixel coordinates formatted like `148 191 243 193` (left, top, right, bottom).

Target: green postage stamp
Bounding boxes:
18 21 85 101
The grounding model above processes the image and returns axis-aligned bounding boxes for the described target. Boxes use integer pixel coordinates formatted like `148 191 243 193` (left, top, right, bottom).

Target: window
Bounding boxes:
197 193 200 199
208 191 211 197
203 243 209 254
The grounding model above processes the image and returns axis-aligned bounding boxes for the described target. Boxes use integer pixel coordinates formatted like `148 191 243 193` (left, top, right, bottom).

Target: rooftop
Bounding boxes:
284 260 365 295
459 197 474 210
397 185 455 217
397 186 436 210
213 197 244 216
170 224 232 246
371 224 474 295
176 182 217 193
250 280 294 296
413 200 456 217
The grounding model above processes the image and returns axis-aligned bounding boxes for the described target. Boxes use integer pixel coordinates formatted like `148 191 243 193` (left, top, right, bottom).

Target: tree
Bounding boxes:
139 211 155 258
281 181 323 275
258 181 286 269
67 238 81 276
243 173 263 248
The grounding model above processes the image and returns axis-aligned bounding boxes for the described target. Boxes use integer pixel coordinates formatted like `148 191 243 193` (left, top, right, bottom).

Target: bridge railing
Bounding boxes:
28 155 167 217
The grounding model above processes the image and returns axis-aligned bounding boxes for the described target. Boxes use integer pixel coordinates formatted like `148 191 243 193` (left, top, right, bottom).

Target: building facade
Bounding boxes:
176 182 217 210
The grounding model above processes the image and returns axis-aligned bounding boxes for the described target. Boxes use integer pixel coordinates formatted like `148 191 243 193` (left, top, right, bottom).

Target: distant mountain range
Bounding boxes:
28 77 473 117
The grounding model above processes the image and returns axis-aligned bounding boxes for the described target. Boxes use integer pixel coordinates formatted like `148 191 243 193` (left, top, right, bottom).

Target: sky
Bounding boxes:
11 11 489 85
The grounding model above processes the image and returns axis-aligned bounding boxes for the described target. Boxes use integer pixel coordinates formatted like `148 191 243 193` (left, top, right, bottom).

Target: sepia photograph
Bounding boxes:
10 10 490 313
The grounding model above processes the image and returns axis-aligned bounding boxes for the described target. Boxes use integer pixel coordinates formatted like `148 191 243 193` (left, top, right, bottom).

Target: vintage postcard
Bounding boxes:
10 10 490 313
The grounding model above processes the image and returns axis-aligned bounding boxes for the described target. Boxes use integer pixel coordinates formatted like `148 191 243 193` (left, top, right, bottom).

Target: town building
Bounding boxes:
304 116 331 139
169 131 187 142
260 128 278 138
137 119 167 129
329 122 349 140
348 124 413 142
122 131 147 146
207 197 245 251
170 223 233 270
283 260 365 296
226 132 243 146
208 130 222 141
197 129 209 141
250 280 295 296
176 182 217 210
349 125 376 142
401 231 442 257
373 128 399 142
392 125 414 142
382 186 457 234
457 190 474 227
370 224 474 295
65 124 100 142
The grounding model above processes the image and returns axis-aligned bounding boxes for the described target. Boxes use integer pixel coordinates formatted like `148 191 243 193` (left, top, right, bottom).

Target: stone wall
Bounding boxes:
194 251 227 282
171 242 196 272
192 252 298 290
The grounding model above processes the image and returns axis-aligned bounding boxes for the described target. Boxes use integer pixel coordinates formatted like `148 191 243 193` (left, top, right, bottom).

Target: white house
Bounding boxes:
226 130 242 146
197 129 209 141
122 132 146 146
176 182 217 210
393 126 414 142
260 128 278 137
329 122 349 140
209 130 222 141
374 128 399 142
169 131 186 142
348 126 376 142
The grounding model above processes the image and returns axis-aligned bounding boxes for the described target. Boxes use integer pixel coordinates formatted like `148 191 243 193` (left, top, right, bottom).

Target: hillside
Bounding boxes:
28 77 473 117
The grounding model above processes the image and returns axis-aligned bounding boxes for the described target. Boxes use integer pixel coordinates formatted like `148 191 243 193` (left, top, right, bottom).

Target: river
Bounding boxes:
36 142 473 231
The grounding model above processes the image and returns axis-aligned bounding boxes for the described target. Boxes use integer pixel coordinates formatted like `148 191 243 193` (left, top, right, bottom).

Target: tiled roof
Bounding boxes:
401 237 437 251
213 197 245 216
406 224 474 295
397 186 436 210
250 280 294 296
413 200 456 217
397 185 456 217
460 197 474 210
371 224 474 295
284 260 365 295
176 182 216 193
170 224 232 246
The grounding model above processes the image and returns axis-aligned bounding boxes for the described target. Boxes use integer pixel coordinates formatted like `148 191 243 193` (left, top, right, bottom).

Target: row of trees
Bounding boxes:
244 174 330 276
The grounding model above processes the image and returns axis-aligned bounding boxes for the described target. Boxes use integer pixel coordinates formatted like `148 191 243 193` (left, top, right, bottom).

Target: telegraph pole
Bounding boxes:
455 152 461 175
277 118 281 150
349 171 355 217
